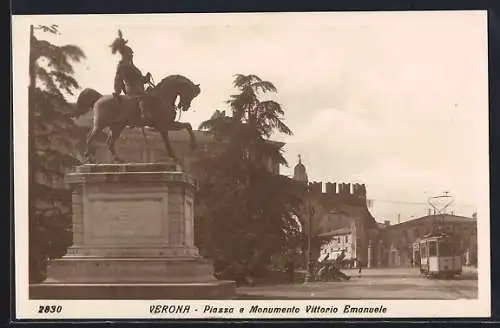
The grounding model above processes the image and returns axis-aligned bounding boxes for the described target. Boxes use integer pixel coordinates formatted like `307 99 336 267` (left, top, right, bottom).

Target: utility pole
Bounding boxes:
304 198 315 284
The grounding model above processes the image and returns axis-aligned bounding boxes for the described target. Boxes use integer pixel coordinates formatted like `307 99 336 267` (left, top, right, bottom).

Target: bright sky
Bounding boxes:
18 12 489 223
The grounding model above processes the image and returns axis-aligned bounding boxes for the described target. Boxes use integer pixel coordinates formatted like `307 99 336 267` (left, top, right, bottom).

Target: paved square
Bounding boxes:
237 267 477 299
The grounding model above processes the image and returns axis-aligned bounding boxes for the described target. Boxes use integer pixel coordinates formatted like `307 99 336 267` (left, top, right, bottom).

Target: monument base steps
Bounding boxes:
30 281 236 300
44 257 218 283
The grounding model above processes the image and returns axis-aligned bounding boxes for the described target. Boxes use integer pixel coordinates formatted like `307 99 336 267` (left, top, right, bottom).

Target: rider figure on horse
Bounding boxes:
110 30 153 126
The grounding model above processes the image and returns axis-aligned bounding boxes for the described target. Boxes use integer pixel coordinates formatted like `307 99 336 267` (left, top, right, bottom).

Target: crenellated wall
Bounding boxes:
307 181 367 206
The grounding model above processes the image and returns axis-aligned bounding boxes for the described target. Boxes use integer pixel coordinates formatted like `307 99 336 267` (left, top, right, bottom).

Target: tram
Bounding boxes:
415 232 462 279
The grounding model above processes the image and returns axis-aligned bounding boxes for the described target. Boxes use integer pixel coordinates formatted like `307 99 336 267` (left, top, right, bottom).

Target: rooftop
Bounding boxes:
382 214 476 230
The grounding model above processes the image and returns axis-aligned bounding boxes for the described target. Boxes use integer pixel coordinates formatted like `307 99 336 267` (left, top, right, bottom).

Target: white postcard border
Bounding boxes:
12 12 491 320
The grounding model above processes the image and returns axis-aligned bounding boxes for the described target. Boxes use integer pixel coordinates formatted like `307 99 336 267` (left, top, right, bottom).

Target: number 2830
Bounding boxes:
38 305 62 313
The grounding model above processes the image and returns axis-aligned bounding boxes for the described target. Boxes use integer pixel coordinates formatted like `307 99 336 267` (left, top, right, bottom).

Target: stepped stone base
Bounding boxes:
43 257 217 284
30 281 236 300
30 255 237 299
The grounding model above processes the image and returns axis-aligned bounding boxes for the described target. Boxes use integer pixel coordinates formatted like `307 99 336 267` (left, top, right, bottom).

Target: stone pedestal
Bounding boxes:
30 162 236 299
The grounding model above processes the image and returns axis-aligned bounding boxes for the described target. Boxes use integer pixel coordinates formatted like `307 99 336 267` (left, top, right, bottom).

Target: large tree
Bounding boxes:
196 74 304 278
29 25 86 282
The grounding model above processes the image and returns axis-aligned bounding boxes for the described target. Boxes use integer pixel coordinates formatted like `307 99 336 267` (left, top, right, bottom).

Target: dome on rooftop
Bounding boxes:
293 155 308 183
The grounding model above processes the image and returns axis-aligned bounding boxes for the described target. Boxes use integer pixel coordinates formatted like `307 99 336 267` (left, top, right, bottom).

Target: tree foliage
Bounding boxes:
196 74 304 280
29 25 86 282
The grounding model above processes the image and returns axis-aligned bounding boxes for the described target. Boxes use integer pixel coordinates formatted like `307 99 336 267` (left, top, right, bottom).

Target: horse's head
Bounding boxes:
178 83 201 112
152 75 201 114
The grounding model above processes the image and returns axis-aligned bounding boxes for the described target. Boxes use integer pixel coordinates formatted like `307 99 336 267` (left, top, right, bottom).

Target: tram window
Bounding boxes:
420 245 427 257
429 241 437 256
439 243 453 256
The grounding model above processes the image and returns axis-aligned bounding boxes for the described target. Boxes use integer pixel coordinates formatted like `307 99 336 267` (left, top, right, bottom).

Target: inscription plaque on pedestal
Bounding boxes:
88 199 165 242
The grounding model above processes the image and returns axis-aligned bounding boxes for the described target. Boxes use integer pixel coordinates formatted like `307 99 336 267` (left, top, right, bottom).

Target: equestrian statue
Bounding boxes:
73 30 201 163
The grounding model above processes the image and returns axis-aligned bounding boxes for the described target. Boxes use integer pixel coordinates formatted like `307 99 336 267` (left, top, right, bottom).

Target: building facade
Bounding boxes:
317 228 353 262
377 214 478 267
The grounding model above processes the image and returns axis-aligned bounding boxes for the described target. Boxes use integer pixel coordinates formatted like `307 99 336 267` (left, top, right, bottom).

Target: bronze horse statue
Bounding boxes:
74 74 201 163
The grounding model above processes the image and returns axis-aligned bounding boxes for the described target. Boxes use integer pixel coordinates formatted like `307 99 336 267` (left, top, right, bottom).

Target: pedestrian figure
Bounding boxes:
354 258 362 277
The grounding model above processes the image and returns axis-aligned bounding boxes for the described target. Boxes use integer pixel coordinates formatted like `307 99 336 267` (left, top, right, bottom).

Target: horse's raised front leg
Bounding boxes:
107 124 126 163
159 129 178 163
170 121 197 151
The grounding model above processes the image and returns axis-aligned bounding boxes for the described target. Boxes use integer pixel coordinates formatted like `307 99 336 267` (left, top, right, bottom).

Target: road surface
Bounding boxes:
237 267 477 300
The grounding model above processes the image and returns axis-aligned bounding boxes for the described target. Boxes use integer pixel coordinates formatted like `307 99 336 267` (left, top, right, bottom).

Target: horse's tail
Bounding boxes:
72 88 103 117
